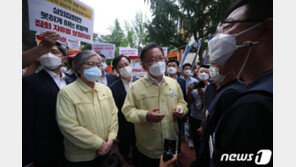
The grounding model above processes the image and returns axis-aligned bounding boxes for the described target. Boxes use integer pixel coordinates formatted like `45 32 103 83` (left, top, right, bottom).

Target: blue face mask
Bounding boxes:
83 66 102 82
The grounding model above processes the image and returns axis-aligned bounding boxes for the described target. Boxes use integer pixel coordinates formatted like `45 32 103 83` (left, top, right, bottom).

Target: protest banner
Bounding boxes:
118 47 145 77
119 47 138 57
129 56 147 78
28 0 94 43
92 42 116 59
67 38 81 57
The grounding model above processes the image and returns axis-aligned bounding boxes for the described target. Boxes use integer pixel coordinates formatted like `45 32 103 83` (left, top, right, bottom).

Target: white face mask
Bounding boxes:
184 69 192 76
208 23 262 66
39 52 62 70
198 72 209 81
149 62 166 77
102 62 107 70
119 66 132 78
209 66 225 83
167 67 177 75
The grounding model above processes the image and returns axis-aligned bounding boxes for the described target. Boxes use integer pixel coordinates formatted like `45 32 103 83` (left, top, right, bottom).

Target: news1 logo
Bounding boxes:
220 149 272 165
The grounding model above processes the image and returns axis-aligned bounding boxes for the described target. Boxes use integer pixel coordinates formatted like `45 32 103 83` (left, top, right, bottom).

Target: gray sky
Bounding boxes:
79 0 152 35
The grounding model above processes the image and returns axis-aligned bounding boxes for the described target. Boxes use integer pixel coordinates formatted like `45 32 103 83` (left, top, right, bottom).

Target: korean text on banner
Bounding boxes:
28 0 94 43
119 47 138 57
92 42 116 59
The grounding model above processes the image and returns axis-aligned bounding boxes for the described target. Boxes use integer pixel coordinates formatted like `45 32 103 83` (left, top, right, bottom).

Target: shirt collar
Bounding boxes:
76 78 100 92
44 68 66 80
121 77 133 85
146 73 166 86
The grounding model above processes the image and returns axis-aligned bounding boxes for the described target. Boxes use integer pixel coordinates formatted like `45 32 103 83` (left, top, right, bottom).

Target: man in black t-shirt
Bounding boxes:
206 0 273 166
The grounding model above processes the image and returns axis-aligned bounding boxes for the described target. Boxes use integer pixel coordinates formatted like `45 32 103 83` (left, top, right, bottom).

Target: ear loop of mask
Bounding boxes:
236 41 258 84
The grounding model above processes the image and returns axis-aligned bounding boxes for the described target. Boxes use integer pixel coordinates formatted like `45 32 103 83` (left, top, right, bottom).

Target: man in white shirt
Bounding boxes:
97 53 117 86
109 55 138 164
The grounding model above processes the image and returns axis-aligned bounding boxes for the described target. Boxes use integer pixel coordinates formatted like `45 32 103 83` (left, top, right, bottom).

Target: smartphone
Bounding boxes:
163 138 176 161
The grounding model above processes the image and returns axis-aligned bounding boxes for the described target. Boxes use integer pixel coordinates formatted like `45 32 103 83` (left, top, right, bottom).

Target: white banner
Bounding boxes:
28 0 94 43
119 47 138 56
129 56 146 78
92 42 116 59
162 47 168 57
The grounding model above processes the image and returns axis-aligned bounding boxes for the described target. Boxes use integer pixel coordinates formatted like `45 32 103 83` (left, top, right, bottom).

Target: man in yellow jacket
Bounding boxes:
122 43 188 167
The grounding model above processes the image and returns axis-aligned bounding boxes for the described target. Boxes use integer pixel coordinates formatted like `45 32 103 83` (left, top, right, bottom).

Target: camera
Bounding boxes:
193 81 205 89
163 138 176 161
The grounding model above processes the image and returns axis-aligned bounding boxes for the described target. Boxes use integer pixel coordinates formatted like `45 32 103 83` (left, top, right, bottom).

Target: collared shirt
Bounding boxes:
121 77 133 92
56 78 118 162
122 75 188 159
44 68 67 89
148 74 165 86
98 75 108 86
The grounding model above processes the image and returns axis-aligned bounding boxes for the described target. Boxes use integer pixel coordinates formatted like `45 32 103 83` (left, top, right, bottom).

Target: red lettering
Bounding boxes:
72 30 90 40
35 19 51 30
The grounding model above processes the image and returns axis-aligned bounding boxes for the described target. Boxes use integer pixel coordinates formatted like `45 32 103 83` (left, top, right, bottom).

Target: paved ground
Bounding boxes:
179 138 196 167
116 137 196 167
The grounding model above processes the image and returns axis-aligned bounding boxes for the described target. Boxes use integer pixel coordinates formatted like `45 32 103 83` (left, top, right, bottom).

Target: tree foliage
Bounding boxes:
145 0 236 65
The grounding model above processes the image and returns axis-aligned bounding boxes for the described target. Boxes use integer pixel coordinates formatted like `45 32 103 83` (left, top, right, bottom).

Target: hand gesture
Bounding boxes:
97 141 109 156
159 151 178 167
172 107 183 119
146 108 166 122
41 31 60 48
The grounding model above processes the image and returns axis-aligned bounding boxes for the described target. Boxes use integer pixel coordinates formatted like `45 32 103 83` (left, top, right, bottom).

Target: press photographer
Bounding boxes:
187 67 210 152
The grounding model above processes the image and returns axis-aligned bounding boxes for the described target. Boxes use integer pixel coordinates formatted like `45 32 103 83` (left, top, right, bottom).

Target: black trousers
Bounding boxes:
65 156 106 167
118 125 136 158
189 116 202 153
134 148 160 167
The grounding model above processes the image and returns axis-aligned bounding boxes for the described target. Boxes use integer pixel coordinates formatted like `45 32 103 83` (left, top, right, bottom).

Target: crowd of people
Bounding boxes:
22 0 273 167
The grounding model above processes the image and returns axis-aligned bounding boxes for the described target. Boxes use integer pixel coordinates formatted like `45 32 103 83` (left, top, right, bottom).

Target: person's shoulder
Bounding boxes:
229 91 273 118
166 76 178 84
177 77 186 83
191 77 198 82
22 72 42 86
220 89 241 100
109 79 121 90
131 76 146 85
236 91 272 105
106 72 116 78
60 80 78 93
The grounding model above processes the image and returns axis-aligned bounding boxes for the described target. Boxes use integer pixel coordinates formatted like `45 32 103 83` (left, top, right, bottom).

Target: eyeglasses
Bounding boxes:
84 61 101 68
216 19 263 33
144 56 165 64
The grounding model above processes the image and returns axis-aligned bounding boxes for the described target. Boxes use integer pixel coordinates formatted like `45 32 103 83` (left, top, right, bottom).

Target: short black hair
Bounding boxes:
99 53 106 59
225 0 273 21
201 64 210 68
182 63 192 70
167 58 180 67
112 55 131 69
140 42 164 62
